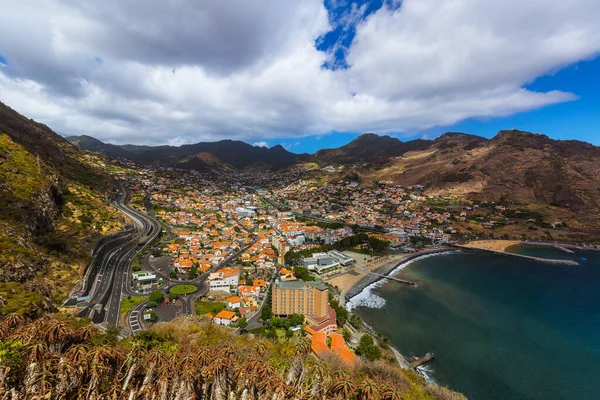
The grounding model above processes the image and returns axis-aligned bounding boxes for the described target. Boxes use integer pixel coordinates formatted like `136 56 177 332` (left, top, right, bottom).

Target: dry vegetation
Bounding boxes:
0 315 466 400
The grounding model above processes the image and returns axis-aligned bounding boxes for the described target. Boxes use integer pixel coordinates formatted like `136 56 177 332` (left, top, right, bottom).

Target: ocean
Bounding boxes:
348 245 600 400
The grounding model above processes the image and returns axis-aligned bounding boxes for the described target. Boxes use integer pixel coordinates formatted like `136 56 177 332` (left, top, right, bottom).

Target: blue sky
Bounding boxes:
274 56 600 154
0 0 599 151
254 0 600 154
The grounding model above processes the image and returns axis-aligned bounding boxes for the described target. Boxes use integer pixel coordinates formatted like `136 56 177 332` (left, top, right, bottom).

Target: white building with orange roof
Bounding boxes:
209 267 240 292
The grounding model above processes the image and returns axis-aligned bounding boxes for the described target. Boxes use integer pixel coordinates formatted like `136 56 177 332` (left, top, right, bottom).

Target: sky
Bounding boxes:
0 0 599 154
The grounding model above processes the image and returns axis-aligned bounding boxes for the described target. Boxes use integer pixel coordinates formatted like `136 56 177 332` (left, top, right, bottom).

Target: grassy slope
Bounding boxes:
0 133 122 316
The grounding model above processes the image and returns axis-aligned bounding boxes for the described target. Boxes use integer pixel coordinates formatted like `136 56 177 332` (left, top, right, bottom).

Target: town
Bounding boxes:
72 152 590 365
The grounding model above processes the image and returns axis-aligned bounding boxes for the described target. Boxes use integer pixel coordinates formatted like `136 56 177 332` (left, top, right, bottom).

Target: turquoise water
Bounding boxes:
351 246 600 400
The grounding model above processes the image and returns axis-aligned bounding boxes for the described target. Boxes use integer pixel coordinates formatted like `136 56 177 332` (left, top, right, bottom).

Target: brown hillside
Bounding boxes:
363 130 600 236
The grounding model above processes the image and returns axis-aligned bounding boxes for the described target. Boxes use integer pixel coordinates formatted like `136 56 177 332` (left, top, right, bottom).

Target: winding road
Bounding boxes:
69 181 267 336
68 182 161 326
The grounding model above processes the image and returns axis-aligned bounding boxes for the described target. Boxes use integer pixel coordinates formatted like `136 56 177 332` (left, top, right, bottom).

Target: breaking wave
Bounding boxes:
346 251 459 311
416 363 437 385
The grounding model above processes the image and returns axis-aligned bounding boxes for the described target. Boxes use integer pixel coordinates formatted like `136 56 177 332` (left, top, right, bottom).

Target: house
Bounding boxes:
227 296 242 309
252 279 266 288
238 285 261 298
209 267 240 293
214 310 237 326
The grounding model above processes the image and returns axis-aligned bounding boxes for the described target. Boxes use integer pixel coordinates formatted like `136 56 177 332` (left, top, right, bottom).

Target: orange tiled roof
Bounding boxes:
329 332 357 364
215 310 236 320
227 296 242 303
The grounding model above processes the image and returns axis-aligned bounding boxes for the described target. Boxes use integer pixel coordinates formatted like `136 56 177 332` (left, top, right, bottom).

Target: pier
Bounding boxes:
408 353 435 369
365 270 416 285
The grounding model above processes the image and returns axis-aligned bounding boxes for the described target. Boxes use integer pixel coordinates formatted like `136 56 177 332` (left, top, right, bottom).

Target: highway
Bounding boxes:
71 181 264 335
70 182 162 326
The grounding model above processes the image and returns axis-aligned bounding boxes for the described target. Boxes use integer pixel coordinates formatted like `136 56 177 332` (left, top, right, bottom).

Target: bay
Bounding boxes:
351 246 600 400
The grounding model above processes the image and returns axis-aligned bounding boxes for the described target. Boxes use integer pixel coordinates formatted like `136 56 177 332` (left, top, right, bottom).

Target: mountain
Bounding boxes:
314 133 433 165
68 135 302 169
0 102 121 316
359 130 600 237
66 129 600 236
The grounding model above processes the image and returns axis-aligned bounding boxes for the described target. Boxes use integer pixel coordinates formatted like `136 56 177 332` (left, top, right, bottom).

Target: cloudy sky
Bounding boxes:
1 0 599 153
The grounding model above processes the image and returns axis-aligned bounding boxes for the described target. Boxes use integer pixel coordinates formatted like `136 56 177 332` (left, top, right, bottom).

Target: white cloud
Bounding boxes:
0 0 598 145
252 141 269 148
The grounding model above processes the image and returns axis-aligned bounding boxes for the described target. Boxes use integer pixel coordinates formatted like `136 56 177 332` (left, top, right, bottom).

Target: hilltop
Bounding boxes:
0 102 123 316
67 135 305 170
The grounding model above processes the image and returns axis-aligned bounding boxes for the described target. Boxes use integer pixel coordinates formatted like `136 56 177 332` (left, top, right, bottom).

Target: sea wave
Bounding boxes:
416 363 437 385
345 279 388 311
346 250 459 311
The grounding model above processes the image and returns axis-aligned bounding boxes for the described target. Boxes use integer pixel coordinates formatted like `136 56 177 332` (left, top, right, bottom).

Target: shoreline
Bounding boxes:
345 247 454 300
340 238 596 387
454 240 580 265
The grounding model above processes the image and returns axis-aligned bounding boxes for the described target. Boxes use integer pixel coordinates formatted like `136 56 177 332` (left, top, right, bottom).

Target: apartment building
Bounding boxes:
272 281 328 318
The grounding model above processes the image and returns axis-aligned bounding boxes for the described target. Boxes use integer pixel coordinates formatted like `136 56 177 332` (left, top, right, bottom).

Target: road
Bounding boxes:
71 182 263 336
69 181 162 326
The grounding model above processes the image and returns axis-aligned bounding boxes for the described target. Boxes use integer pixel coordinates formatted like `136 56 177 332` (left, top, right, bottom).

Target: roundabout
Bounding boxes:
169 284 197 295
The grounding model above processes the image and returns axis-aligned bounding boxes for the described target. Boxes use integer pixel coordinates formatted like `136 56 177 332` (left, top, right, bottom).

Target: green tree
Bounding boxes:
147 290 164 308
368 237 389 253
357 334 381 362
189 263 198 279
261 306 273 321
292 266 315 281
288 313 304 327
341 328 352 342
238 317 247 329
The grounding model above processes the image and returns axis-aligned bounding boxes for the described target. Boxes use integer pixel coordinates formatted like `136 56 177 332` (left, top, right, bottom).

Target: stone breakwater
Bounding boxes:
452 244 580 266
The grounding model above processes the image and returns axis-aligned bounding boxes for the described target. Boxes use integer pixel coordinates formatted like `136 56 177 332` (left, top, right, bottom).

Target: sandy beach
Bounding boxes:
326 247 453 299
326 253 405 295
460 239 521 253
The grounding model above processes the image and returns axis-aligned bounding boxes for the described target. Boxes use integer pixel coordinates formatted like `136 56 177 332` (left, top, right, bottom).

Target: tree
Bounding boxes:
189 263 198 279
328 294 348 326
288 313 304 327
147 290 164 308
170 271 177 279
292 266 314 281
368 237 389 254
349 314 362 329
357 334 381 362
261 306 273 321
341 328 351 342
237 318 247 329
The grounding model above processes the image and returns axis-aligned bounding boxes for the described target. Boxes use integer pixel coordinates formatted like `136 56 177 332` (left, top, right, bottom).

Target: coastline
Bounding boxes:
332 247 454 374
338 239 597 391
345 247 454 299
453 240 580 265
